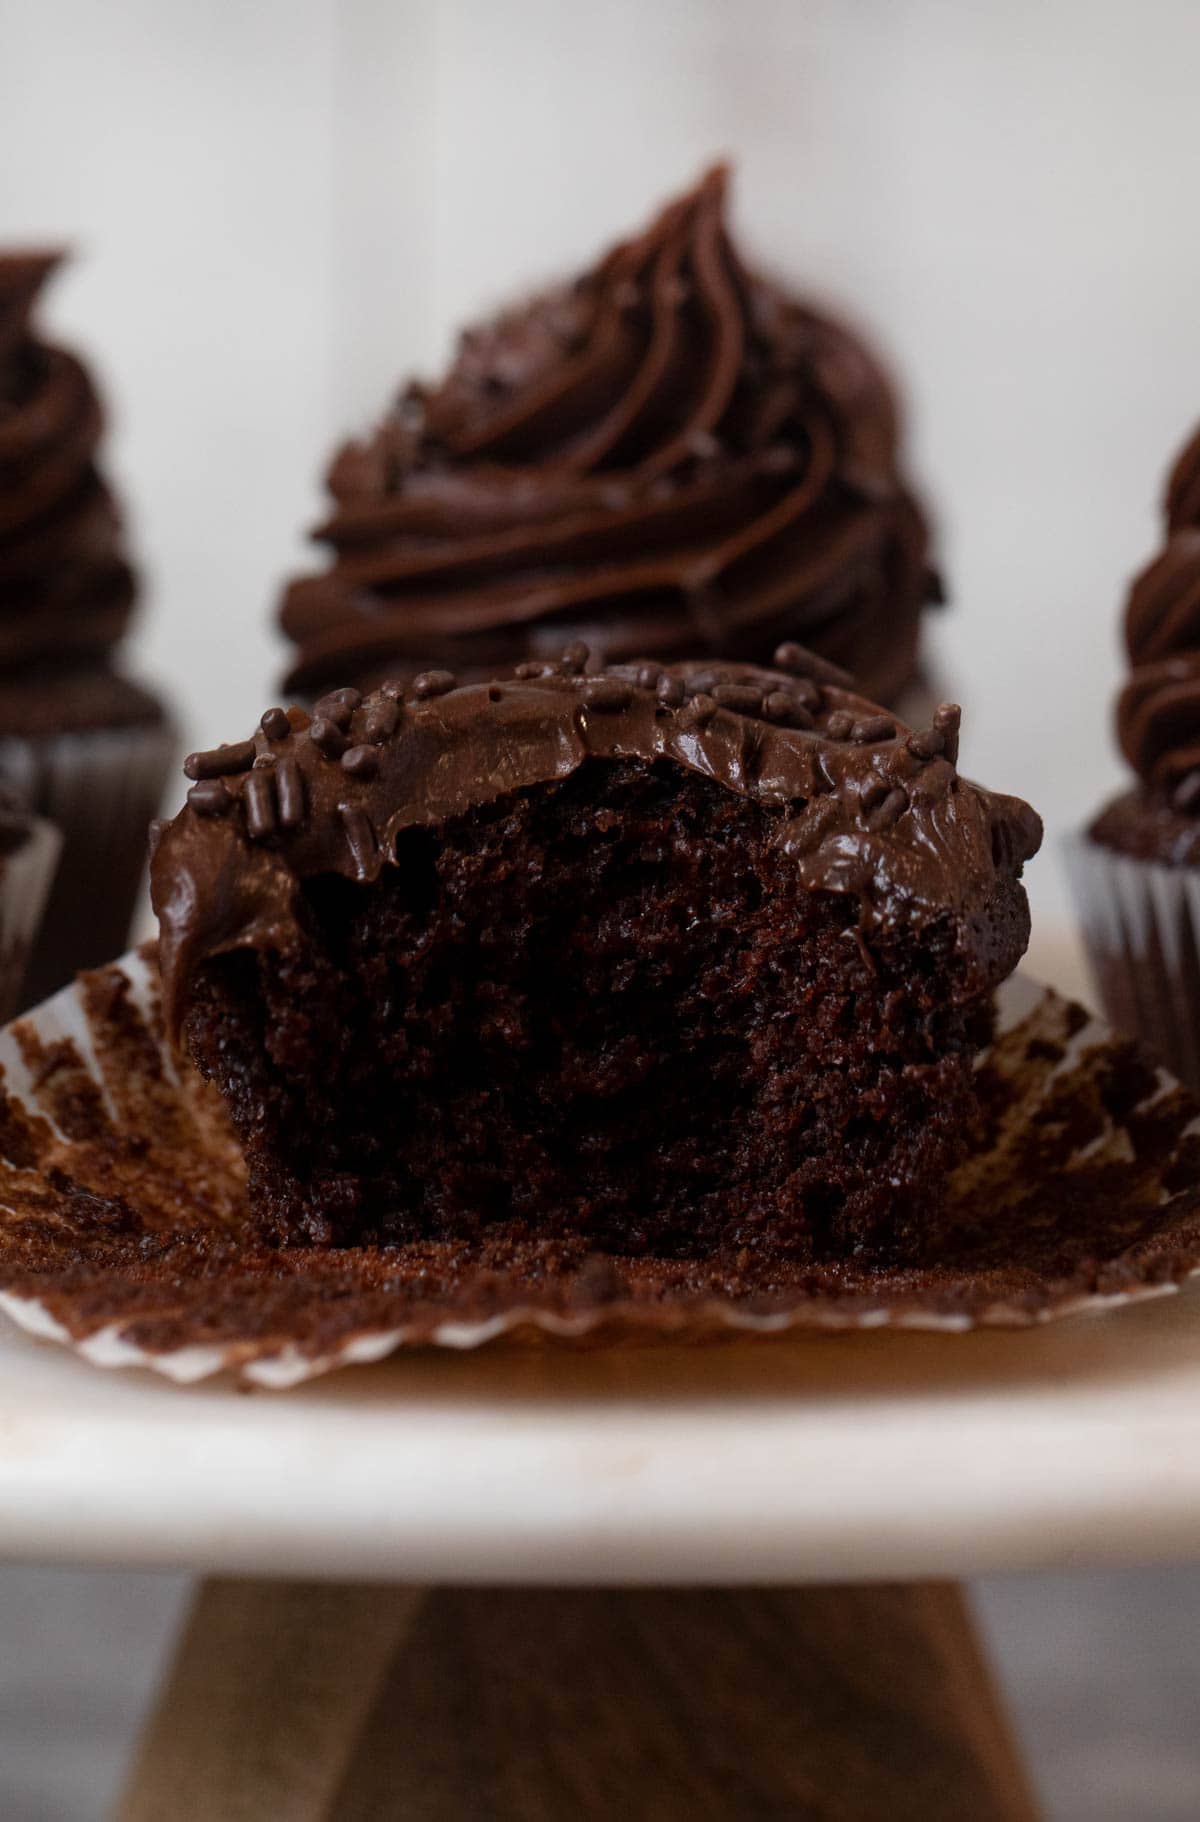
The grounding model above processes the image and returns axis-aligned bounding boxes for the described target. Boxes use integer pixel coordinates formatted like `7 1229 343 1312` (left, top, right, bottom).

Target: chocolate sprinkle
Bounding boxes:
260 707 292 741
713 683 764 716
761 691 813 729
361 699 401 744
560 641 591 675
934 703 962 766
852 716 896 745
186 781 232 818
184 740 256 782
339 804 378 877
309 716 347 759
242 770 277 841
580 679 634 713
342 744 380 779
681 692 718 728
313 693 356 732
412 671 457 700
907 729 944 762
865 787 909 832
276 758 305 830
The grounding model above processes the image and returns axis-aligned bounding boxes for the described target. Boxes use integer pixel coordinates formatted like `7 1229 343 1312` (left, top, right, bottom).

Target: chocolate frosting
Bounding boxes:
1117 419 1200 803
279 167 938 705
151 643 1040 1041
0 252 137 673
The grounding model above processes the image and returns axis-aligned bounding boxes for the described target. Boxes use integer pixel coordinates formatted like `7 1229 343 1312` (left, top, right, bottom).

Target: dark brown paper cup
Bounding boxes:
1065 832 1200 1089
0 721 176 1006
0 813 60 1022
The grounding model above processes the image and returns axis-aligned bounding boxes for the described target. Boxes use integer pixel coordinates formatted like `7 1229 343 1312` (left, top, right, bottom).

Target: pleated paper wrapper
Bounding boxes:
1065 832 1200 1091
0 947 1196 1388
0 720 176 1005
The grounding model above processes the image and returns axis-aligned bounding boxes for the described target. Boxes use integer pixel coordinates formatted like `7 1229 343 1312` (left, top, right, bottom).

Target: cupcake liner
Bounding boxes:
0 948 1195 1387
0 815 60 1023
1064 832 1200 1090
0 720 176 1007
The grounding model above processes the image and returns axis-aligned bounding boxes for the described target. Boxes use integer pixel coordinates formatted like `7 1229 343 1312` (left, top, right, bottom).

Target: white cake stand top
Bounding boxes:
0 1273 1196 1584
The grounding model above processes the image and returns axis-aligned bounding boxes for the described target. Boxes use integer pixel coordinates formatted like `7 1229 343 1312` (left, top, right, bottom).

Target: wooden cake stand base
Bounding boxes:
120 1578 1038 1820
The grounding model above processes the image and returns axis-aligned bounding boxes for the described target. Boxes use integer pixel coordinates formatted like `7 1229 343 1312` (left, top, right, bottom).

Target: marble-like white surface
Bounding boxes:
0 1257 1198 1586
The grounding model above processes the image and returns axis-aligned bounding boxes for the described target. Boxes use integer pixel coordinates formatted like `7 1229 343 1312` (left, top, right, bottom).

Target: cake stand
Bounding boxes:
5 926 1172 1818
5 1263 1197 1819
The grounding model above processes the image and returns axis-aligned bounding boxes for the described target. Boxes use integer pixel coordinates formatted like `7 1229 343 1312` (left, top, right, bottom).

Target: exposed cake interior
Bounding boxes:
182 759 1003 1257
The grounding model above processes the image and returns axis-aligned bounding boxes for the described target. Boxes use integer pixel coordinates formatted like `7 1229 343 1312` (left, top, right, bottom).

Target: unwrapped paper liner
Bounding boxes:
0 947 1196 1388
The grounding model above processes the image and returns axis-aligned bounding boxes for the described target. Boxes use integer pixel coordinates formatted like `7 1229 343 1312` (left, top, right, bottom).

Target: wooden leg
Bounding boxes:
122 1580 1037 1821
118 1578 424 1822
331 1583 1038 1821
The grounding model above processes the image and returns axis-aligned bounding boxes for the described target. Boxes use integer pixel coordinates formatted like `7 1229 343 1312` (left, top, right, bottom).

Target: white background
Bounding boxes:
5 0 1200 932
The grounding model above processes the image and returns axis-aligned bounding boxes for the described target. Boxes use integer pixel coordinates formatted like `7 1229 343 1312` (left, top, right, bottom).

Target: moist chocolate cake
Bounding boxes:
150 645 1040 1256
279 165 940 708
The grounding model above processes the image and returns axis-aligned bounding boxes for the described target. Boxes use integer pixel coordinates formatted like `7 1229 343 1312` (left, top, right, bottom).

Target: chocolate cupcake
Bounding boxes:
150 645 1039 1256
0 252 175 1003
1071 421 1200 1084
280 166 940 710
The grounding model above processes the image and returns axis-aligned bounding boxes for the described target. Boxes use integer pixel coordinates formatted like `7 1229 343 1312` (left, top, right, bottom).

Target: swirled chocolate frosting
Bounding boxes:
279 167 939 705
152 642 1039 1041
0 252 138 672
1116 420 1200 807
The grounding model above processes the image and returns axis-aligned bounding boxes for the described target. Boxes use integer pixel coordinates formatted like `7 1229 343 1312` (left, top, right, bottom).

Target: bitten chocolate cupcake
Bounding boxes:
151 645 1039 1257
0 251 174 1004
1072 421 1200 1084
280 166 939 710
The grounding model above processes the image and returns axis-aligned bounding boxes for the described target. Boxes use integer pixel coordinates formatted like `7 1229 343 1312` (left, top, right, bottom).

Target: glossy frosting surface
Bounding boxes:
152 644 1040 1038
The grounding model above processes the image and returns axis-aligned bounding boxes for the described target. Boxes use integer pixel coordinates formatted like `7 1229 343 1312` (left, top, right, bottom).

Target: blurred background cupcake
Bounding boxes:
0 786 58 1021
1069 419 1200 1084
278 165 942 715
0 252 174 1004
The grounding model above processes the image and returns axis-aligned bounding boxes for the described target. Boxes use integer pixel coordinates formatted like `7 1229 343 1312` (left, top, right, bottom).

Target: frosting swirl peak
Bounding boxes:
280 167 938 704
0 252 137 672
1119 419 1200 805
